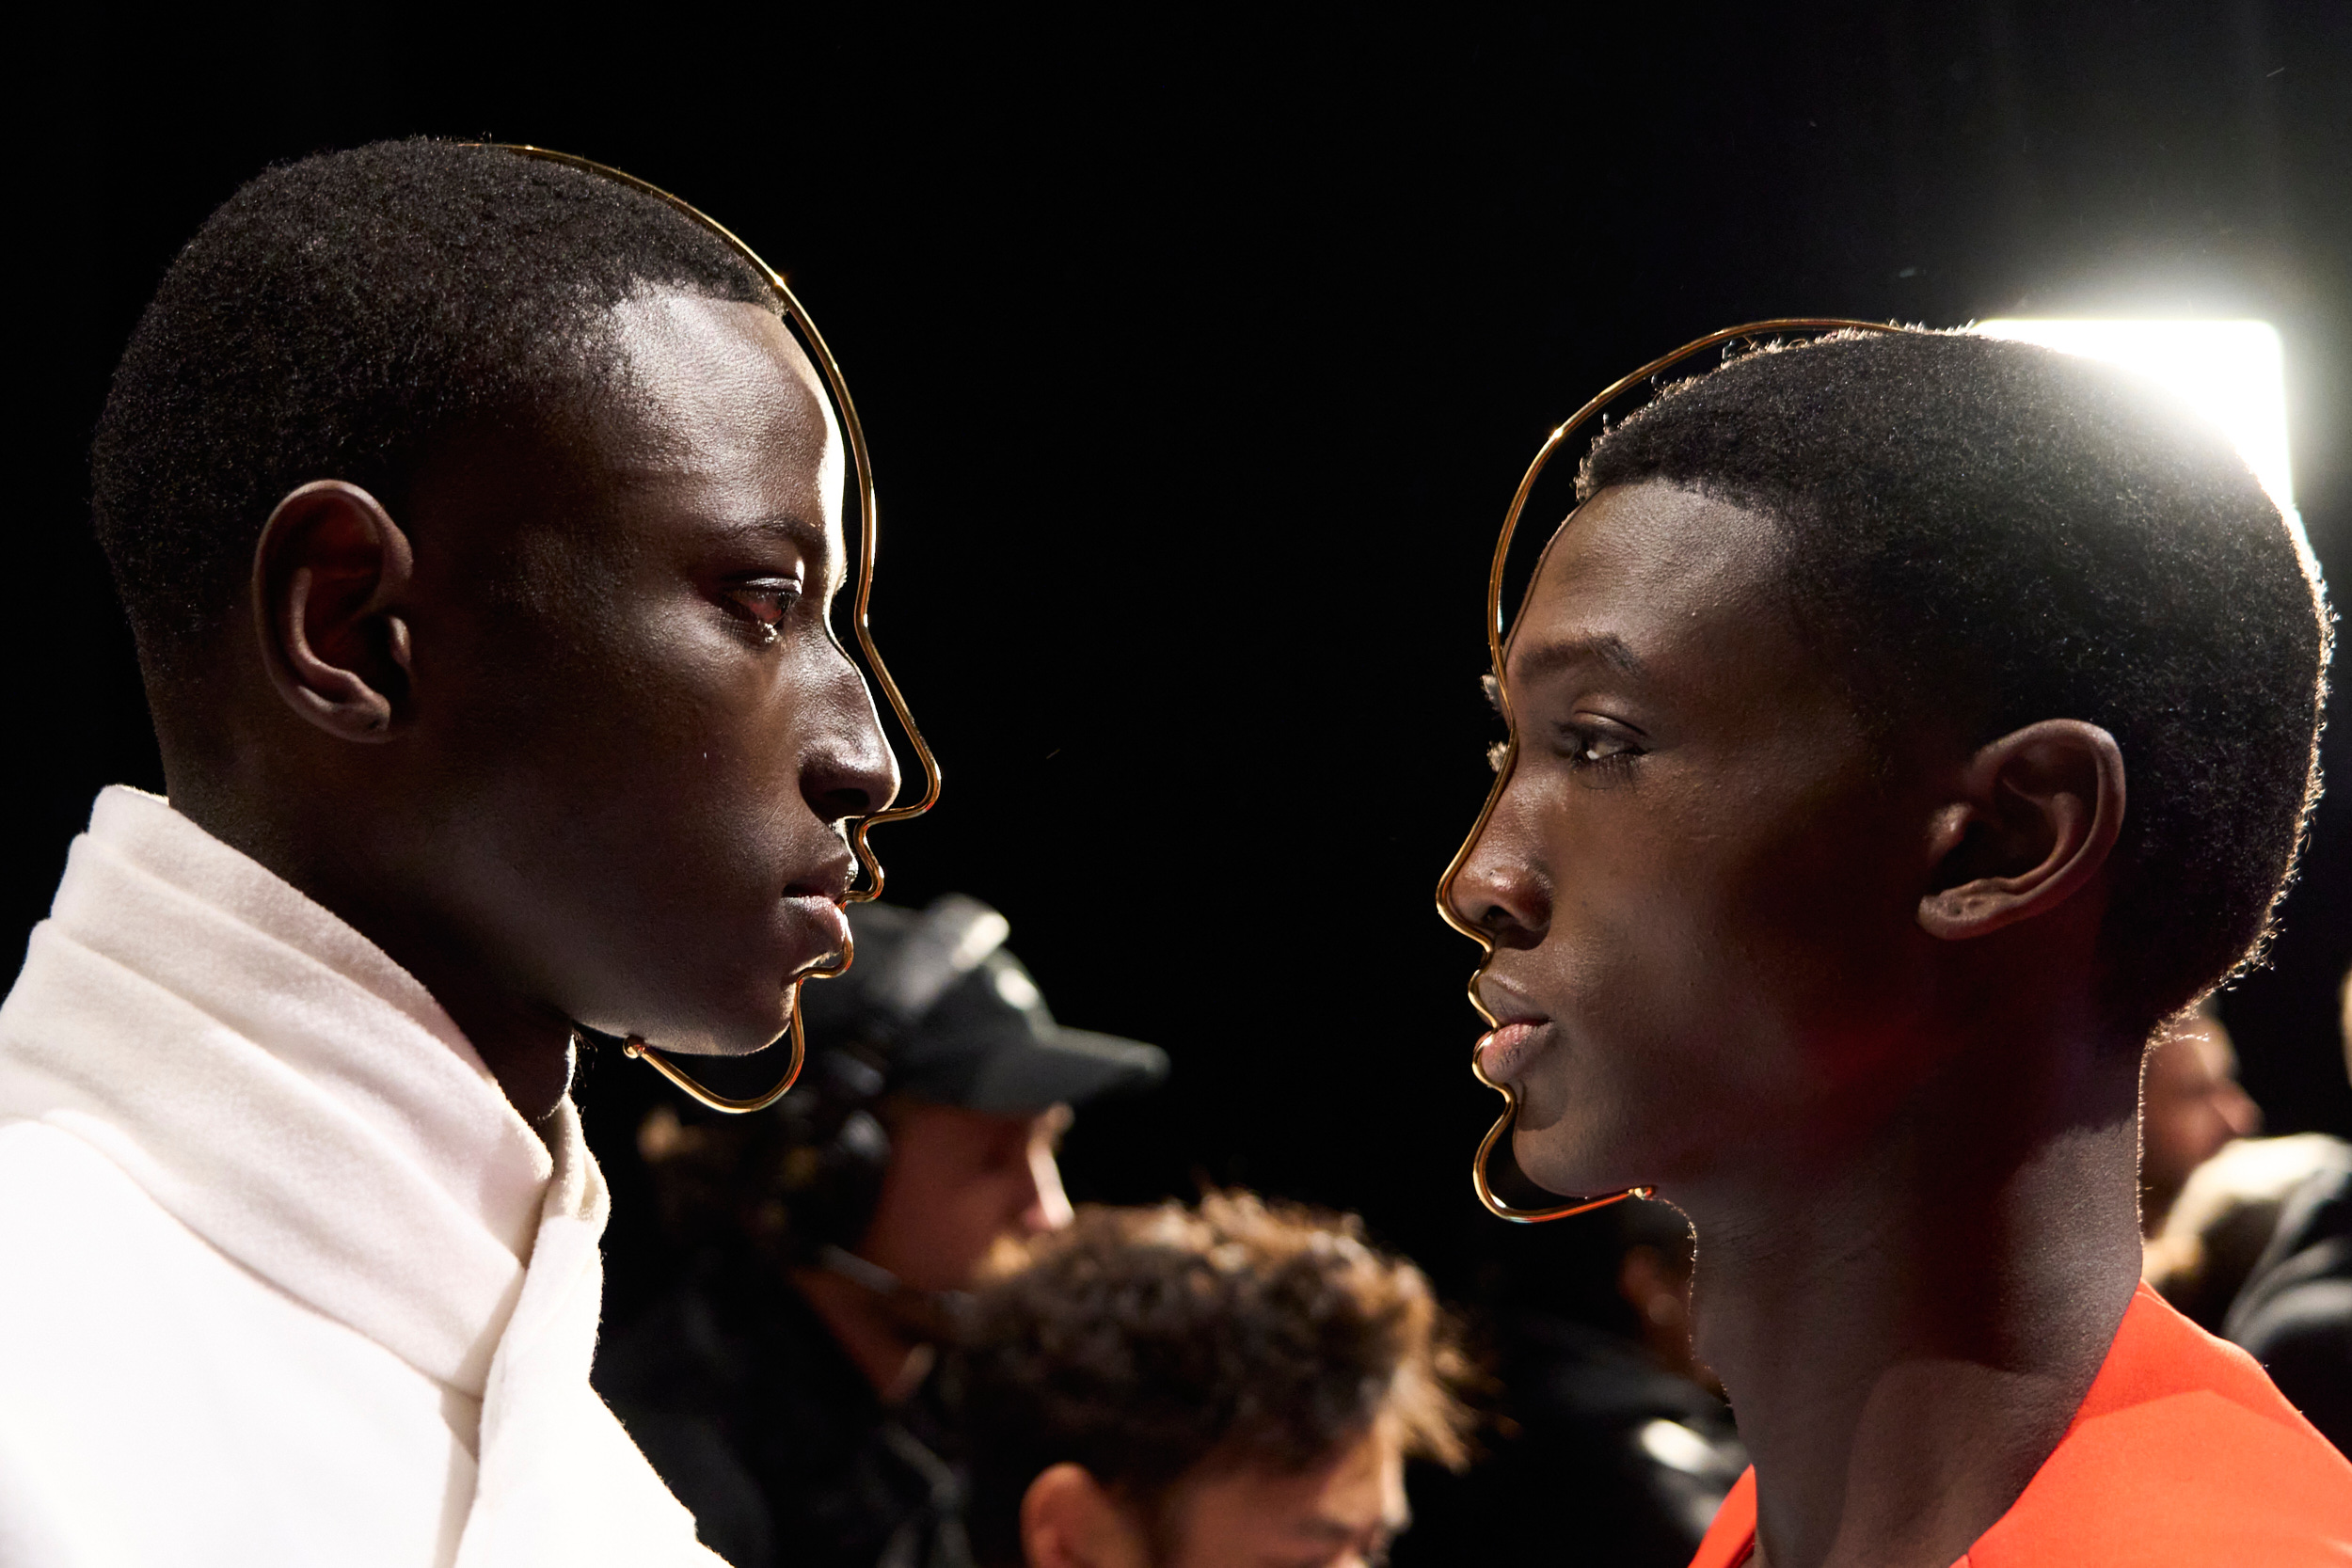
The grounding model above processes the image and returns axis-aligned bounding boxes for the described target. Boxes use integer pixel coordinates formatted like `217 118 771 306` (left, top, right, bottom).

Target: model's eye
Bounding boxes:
1559 719 1644 768
725 575 804 634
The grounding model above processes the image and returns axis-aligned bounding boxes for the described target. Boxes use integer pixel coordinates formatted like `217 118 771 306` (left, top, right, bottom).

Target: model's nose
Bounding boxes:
804 661 901 826
1447 811 1550 950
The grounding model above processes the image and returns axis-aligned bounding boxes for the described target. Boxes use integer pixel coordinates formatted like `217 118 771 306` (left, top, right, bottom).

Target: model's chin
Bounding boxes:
1513 1139 1646 1200
647 1027 787 1059
1507 1086 1645 1198
1505 1051 1581 1133
669 997 796 1058
579 980 795 1059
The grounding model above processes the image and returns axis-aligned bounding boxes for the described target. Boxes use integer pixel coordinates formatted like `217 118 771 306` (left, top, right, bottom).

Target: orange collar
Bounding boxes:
1688 1283 2352 1567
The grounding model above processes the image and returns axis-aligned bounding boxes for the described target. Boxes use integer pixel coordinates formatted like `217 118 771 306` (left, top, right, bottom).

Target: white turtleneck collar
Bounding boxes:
0 784 587 1398
0 787 719 1565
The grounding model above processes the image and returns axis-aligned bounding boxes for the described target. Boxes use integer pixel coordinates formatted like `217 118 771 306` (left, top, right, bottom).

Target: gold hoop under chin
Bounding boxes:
1438 317 1912 1222
624 1002 809 1115
492 146 943 1116
1471 1048 1656 1219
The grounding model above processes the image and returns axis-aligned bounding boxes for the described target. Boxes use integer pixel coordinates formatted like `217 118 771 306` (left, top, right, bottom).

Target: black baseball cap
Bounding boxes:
795 895 1169 1115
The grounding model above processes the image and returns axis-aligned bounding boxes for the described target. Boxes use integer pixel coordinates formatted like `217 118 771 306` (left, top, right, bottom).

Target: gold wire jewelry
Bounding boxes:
1437 317 1912 1220
624 1003 808 1114
501 145 943 1116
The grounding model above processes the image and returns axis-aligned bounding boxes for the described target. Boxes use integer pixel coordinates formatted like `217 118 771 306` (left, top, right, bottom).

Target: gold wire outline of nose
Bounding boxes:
499 145 944 1116
1436 317 1912 1220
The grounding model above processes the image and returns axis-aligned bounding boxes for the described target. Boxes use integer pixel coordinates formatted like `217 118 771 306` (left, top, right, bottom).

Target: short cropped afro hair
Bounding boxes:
1580 329 2330 1037
91 138 772 675
952 1193 1471 1566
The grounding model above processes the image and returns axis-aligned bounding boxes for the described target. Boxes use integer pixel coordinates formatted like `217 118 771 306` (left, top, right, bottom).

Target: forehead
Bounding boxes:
1503 480 1825 704
889 1099 1038 1148
1176 1427 1405 1551
1513 482 1783 659
591 292 840 513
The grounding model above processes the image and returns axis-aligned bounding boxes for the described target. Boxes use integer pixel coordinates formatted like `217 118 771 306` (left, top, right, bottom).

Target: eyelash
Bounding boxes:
725 577 804 641
1559 721 1642 769
1486 723 1645 775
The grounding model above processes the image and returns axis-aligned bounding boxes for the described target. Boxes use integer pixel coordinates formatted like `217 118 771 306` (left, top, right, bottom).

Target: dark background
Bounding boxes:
21 4 2352 1311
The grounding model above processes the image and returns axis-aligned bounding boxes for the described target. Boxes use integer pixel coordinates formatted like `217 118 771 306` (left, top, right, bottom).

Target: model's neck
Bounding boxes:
161 766 579 1133
1678 1023 2143 1568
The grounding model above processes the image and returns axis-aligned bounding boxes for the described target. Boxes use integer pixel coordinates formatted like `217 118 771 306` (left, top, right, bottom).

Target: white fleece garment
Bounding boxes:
0 786 720 1567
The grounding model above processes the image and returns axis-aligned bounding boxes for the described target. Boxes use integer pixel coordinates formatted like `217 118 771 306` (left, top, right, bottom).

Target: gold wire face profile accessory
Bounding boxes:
1436 317 1912 1221
501 145 943 1116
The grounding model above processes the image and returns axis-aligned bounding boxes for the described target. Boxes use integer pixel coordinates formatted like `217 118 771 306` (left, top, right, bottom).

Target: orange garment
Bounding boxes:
1689 1282 2352 1567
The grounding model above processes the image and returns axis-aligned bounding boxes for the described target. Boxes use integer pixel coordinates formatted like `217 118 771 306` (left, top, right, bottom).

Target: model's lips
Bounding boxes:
786 846 856 907
1476 1017 1554 1085
783 894 852 976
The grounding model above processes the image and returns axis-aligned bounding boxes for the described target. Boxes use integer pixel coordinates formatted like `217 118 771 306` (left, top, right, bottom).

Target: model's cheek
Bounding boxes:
1510 1038 1661 1195
1722 789 1934 1081
1516 882 1801 1180
1507 919 1694 1143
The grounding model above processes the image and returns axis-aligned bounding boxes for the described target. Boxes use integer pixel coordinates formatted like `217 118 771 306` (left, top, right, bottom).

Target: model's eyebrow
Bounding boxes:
1511 632 1645 683
701 512 846 592
702 512 829 553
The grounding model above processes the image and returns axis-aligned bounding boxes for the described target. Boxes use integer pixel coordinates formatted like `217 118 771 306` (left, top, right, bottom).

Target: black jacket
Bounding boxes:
596 1253 973 1568
2227 1160 2352 1456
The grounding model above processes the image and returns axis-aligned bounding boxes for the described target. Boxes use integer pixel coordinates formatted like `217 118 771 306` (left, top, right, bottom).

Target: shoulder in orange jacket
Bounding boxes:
1689 1283 2352 1568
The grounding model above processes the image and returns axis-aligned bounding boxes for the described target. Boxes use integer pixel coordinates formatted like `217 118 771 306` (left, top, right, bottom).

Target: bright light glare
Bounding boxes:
1974 319 2306 563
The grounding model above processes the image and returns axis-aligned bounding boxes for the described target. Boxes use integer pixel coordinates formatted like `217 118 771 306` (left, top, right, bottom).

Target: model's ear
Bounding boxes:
1020 1463 1152 1568
1918 719 2126 942
251 480 416 742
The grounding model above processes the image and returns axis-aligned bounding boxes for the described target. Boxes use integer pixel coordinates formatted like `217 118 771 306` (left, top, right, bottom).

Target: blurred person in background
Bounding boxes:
2146 1134 2352 1333
596 895 1167 1568
1400 1196 1745 1567
2138 999 2264 1237
2147 966 2352 1452
953 1193 1472 1568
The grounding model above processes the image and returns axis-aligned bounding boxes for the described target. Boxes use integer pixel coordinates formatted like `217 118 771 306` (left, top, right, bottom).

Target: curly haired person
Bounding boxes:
955 1194 1471 1568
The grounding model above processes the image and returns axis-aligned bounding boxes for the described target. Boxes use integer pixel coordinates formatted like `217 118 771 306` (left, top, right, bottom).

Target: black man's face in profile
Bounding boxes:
400 295 898 1058
1452 481 1947 1199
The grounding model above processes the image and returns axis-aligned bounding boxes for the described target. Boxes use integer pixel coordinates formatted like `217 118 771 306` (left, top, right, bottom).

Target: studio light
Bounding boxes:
1976 318 2309 566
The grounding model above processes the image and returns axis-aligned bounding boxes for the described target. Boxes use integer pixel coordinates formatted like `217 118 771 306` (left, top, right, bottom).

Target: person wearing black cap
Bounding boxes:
594 895 1168 1568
